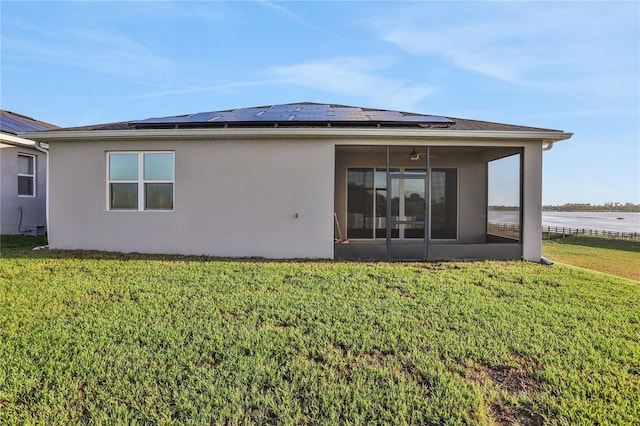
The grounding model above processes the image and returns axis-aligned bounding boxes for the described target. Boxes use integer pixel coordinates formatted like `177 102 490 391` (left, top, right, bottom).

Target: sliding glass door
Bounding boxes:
387 170 428 260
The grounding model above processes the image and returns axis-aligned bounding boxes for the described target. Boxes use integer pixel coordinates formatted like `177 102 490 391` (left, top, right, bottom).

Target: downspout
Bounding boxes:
33 141 49 237
543 132 572 151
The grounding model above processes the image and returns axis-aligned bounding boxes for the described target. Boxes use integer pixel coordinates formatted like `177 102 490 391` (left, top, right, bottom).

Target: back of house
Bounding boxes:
23 102 572 261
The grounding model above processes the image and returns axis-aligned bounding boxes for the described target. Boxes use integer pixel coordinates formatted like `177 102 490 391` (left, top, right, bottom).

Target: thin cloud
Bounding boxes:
267 56 436 111
378 23 536 84
256 0 342 38
369 2 639 91
4 20 172 78
71 29 173 76
131 80 280 99
517 108 640 121
135 56 437 111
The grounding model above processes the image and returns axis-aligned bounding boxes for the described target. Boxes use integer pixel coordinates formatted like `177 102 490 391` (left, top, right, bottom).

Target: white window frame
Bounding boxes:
106 151 175 212
18 153 36 197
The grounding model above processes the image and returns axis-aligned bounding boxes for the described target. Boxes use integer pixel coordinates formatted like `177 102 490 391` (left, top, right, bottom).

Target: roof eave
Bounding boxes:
1 131 37 147
22 127 573 143
544 132 573 143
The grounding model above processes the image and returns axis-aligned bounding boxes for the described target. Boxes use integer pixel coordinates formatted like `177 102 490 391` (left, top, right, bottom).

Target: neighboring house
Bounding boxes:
0 111 57 235
24 103 572 261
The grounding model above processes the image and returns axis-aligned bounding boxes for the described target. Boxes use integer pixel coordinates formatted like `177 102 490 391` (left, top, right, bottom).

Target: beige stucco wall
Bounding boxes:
521 142 543 262
0 143 47 234
48 139 335 258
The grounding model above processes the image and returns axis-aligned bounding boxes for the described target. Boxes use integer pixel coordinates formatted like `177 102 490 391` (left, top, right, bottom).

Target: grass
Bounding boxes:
1 236 639 425
543 235 640 282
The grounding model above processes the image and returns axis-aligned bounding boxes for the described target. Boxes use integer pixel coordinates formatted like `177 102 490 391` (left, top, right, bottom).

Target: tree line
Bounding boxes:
542 203 640 212
489 203 639 212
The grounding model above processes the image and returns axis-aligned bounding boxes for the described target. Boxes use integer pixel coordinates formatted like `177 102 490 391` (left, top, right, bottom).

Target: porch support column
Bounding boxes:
521 142 543 262
385 145 391 261
425 146 430 260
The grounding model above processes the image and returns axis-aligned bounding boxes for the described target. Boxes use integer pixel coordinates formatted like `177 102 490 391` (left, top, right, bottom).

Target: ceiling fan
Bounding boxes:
394 147 435 161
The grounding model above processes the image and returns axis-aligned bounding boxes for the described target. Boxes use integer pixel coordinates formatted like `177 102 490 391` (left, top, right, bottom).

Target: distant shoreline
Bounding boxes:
542 203 640 213
489 205 640 213
542 210 640 213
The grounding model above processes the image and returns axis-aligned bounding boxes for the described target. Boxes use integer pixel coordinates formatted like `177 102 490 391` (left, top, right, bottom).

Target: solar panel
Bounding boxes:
0 114 52 134
134 103 454 127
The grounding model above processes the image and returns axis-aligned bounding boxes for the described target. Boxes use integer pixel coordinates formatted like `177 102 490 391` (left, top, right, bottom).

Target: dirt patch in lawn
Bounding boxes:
466 358 544 426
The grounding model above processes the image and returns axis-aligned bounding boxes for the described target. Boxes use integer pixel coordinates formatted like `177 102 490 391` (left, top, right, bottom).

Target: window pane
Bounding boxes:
18 176 34 196
375 169 400 238
404 179 425 221
144 153 174 181
110 183 138 209
347 168 374 239
145 183 173 210
405 224 425 239
487 153 521 241
18 155 34 175
375 186 400 238
375 189 387 238
375 171 387 237
109 153 138 180
374 170 387 189
431 169 457 239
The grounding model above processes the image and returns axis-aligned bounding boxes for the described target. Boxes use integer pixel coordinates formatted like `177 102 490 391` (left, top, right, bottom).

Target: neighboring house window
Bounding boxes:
107 152 174 211
18 154 36 196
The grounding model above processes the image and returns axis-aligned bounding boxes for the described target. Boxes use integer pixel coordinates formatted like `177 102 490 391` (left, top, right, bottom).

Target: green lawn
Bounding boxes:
543 235 640 282
1 237 639 425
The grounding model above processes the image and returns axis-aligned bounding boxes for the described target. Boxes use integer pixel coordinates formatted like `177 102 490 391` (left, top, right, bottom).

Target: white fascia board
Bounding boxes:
22 127 573 143
1 132 37 147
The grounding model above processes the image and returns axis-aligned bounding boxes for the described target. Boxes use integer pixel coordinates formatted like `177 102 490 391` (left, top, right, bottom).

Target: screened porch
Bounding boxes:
334 145 523 261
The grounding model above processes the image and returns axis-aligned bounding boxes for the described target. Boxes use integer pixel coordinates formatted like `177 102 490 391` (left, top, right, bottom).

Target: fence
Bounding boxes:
487 222 520 239
488 222 639 240
541 226 639 239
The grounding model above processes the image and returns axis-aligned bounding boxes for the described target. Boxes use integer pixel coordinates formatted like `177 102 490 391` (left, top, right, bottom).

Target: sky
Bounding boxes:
1 1 638 205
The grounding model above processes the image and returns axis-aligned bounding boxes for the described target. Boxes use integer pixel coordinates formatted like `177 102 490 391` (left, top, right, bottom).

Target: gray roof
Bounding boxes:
33 102 565 133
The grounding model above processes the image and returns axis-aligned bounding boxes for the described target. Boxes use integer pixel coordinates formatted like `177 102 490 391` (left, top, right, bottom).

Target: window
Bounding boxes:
18 154 36 196
347 168 374 238
487 153 521 240
107 152 174 211
430 168 458 239
374 169 400 238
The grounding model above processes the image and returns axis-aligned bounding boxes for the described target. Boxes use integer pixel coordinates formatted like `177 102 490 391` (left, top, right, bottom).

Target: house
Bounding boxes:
1 111 57 235
23 103 572 261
